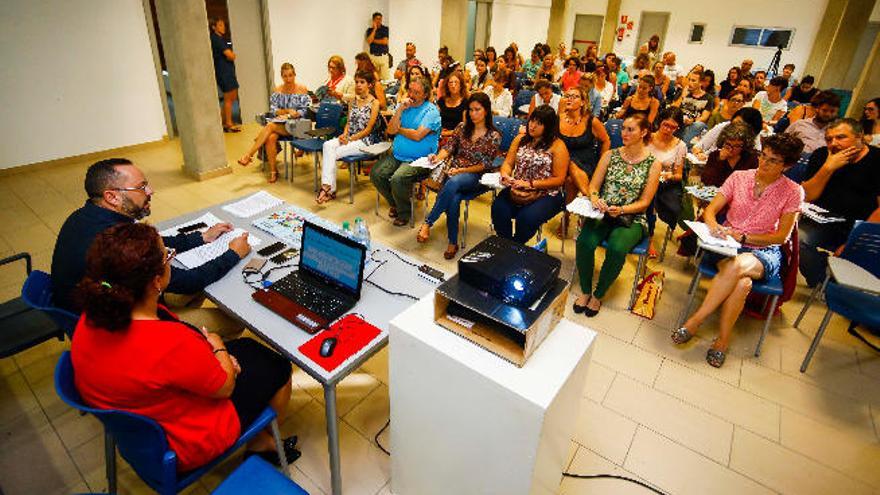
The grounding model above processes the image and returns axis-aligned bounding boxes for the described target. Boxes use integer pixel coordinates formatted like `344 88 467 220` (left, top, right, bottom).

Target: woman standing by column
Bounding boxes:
209 18 240 133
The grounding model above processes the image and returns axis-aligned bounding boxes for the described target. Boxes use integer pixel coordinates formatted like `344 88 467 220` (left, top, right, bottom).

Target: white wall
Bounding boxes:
0 0 166 169
611 0 829 78
388 0 442 71
489 0 551 54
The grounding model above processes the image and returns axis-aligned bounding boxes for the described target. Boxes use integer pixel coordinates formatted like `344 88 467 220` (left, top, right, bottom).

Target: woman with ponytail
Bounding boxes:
71 223 299 471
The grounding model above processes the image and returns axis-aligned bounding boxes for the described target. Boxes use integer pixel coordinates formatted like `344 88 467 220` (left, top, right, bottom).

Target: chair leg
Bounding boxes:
313 153 320 192
800 307 834 372
375 191 380 217
687 251 704 295
629 253 647 309
794 272 830 329
754 294 779 357
461 200 469 249
679 272 702 328
659 226 674 262
270 418 290 477
349 162 356 204
105 431 117 494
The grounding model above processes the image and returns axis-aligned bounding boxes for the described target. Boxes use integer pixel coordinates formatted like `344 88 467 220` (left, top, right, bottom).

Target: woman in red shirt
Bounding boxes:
71 223 298 471
559 56 583 91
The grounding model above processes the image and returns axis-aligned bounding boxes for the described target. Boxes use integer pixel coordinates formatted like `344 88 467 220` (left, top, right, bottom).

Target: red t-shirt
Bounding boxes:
71 309 240 472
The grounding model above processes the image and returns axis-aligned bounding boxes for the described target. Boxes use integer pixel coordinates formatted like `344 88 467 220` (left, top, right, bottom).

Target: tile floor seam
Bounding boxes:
651 357 665 388
293 464 329 495
373 479 390 495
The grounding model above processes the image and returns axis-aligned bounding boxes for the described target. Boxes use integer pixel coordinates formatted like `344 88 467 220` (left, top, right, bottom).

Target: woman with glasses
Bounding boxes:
707 89 748 129
701 122 759 187
573 114 662 317
324 55 355 102
71 223 300 470
692 107 763 162
237 63 310 183
647 108 687 255
859 97 880 146
673 134 804 368
615 74 660 125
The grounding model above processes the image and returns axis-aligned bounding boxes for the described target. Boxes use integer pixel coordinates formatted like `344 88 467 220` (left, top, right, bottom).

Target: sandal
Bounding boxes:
238 155 252 166
268 170 279 184
315 185 336 204
443 244 459 260
583 297 601 317
417 224 430 243
392 217 409 227
223 126 242 133
388 207 399 218
573 295 591 314
706 348 726 368
671 327 694 344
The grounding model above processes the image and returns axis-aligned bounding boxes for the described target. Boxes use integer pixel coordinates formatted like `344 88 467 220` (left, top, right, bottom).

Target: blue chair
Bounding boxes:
678 249 784 357
21 269 79 337
211 456 308 494
783 152 812 184
605 119 623 149
292 101 345 191
339 142 392 204
54 352 289 495
513 89 535 117
0 256 72 359
798 221 880 372
602 237 650 310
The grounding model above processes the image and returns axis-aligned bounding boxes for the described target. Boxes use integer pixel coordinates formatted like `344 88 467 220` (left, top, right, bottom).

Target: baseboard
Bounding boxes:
0 136 172 177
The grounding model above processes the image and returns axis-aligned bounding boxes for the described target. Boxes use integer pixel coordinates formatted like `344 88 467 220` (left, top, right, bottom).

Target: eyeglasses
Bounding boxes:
110 182 151 195
722 142 744 150
163 247 176 265
660 121 679 130
729 99 745 104
563 93 581 99
759 152 785 166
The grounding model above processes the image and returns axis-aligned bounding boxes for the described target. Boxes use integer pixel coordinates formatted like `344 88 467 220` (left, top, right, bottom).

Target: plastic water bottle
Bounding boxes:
354 217 371 251
342 221 352 240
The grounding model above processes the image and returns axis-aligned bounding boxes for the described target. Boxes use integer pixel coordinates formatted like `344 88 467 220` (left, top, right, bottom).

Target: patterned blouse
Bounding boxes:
600 149 655 231
347 99 379 146
512 141 559 197
442 123 501 171
269 92 311 115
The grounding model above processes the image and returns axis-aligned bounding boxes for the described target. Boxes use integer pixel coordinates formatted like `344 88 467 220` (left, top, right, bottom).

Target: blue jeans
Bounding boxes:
681 122 708 150
490 189 564 244
425 172 486 244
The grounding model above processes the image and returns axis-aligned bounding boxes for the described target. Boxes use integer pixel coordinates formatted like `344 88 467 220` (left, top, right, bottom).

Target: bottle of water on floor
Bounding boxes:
354 217 371 251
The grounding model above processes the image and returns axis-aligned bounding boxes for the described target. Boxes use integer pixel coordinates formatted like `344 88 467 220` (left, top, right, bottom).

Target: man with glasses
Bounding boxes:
798 119 880 287
784 91 841 153
51 159 251 324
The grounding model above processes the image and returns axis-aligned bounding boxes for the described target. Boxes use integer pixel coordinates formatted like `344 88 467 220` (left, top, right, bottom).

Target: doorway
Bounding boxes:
635 11 669 56
572 14 603 56
471 0 492 56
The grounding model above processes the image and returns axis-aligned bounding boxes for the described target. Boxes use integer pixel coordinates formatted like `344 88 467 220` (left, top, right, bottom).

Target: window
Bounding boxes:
689 23 705 44
730 26 794 49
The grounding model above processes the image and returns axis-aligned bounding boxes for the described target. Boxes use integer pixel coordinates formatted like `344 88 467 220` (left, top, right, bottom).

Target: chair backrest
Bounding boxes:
783 152 811 183
605 119 624 149
513 89 535 111
21 270 79 336
492 116 521 153
841 221 880 278
55 352 178 492
315 101 345 134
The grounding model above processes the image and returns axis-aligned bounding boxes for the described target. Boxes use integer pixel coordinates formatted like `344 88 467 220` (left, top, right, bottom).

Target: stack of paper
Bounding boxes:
479 172 504 189
359 141 392 155
684 185 719 202
566 197 604 219
684 220 741 257
687 153 707 165
221 191 284 218
801 203 846 224
175 229 262 269
408 156 440 169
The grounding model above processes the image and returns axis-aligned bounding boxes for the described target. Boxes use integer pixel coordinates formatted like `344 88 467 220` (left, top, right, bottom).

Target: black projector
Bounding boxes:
458 236 561 307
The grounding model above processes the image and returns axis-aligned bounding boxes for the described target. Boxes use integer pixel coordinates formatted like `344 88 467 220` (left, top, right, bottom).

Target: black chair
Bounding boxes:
0 254 71 359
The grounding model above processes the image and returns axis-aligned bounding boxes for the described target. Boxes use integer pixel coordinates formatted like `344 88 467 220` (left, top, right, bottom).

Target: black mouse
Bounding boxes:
319 337 338 358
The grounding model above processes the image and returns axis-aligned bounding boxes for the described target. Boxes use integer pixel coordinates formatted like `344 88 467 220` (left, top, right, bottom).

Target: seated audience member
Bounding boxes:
648 108 687 231
529 80 561 117
651 61 671 100
860 97 880 146
553 42 567 74
51 159 250 332
787 93 819 124
736 78 755 105
607 54 626 92
394 42 421 80
784 75 818 104
464 49 484 80
572 114 661 316
237 63 309 183
752 76 788 126
781 63 797 87
707 89 747 129
470 57 493 93
400 65 429 100
740 59 754 76
317 70 382 204
323 55 355 102
486 69 513 117
503 45 522 72
535 54 558 83
431 46 451 77
490 105 569 243
431 55 453 88
559 56 583 91
663 52 685 88
701 122 759 187
370 76 441 226
417 93 501 258
784 90 841 153
692 107 763 160
616 74 660 124
718 67 741 100
594 64 616 111
701 69 717 97
674 134 805 368
71 223 297 470
354 52 387 109
522 48 542 79
437 71 468 139
577 73 604 118
798 118 880 287
752 70 767 93
629 53 651 82
639 34 661 65
582 45 599 72
673 70 715 146
485 46 498 71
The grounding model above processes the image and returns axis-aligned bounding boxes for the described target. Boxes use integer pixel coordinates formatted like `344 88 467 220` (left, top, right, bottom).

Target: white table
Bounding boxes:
388 297 596 495
159 196 439 495
828 256 880 294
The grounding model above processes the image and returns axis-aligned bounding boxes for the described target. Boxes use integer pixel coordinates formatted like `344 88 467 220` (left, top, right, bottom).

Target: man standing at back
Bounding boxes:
51 159 251 332
365 12 390 80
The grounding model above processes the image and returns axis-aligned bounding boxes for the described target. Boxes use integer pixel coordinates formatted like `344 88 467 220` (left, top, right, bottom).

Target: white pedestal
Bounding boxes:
389 296 596 495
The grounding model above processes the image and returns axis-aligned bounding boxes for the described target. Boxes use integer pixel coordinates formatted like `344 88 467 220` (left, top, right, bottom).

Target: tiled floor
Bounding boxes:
1 126 878 495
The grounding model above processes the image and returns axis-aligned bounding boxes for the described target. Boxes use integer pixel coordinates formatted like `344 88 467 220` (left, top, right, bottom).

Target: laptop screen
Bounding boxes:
299 221 366 296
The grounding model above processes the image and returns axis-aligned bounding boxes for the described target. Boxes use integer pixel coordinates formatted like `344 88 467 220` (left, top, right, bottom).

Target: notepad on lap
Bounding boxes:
684 220 741 257
566 197 604 219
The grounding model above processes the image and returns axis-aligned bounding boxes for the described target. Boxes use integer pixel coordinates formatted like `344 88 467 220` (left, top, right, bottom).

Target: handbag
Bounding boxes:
603 212 636 229
424 159 450 191
656 181 684 226
631 270 664 319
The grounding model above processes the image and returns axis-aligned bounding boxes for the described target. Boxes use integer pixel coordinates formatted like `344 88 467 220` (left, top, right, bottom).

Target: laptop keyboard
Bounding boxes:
272 274 348 318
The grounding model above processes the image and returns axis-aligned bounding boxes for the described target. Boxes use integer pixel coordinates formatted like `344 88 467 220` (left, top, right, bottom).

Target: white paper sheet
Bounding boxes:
479 172 504 190
408 156 440 170
686 153 707 165
359 141 392 155
175 229 262 269
220 191 284 218
158 212 224 237
684 221 741 257
801 203 846 224
566 196 605 219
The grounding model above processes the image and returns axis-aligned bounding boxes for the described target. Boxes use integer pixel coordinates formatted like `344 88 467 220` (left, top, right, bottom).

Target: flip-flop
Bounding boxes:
706 348 726 368
671 327 695 344
224 126 242 133
237 156 252 166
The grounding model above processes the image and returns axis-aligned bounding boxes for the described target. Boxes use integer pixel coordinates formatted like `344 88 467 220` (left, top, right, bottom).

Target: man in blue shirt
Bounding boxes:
365 12 390 80
370 76 441 226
